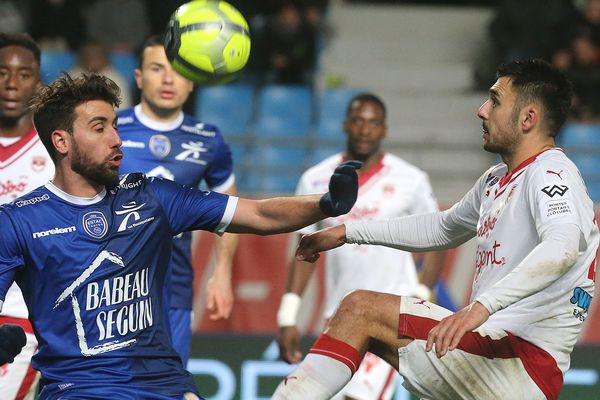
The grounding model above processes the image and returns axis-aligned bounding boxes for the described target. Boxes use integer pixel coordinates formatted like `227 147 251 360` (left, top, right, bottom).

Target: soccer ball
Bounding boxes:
164 0 251 84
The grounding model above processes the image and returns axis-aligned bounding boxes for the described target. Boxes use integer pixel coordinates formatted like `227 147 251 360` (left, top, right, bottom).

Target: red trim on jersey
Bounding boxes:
398 313 562 400
588 259 596 282
494 169 526 199
341 153 385 188
498 148 557 189
0 316 34 334
377 368 396 400
15 362 38 400
0 128 38 164
309 333 362 374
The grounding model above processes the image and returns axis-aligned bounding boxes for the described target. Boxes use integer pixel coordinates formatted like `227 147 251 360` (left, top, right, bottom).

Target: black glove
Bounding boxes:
0 324 26 364
319 160 362 217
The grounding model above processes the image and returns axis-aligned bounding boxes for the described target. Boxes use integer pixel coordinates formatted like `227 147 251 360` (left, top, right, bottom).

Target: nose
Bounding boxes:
5 72 18 89
112 126 122 148
477 99 490 120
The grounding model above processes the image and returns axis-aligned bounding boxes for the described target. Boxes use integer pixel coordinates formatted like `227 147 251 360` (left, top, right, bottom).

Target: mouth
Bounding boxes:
159 90 175 99
109 152 123 167
1 98 20 110
482 124 489 137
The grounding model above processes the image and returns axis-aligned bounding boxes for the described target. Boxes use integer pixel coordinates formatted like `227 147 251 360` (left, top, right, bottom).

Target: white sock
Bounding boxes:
272 353 353 399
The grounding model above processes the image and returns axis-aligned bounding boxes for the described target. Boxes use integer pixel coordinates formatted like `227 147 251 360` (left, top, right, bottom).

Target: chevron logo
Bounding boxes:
541 185 569 198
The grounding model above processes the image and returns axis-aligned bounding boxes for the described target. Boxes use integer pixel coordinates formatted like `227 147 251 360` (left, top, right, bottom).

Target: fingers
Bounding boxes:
338 160 362 171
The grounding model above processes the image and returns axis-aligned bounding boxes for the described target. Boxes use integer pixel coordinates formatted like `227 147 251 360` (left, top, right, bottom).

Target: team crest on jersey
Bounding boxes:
31 156 47 172
382 184 395 197
83 211 109 239
149 134 171 158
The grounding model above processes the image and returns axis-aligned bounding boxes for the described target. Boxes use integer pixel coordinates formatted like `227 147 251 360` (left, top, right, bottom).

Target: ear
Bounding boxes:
134 68 143 90
521 104 539 133
51 130 70 157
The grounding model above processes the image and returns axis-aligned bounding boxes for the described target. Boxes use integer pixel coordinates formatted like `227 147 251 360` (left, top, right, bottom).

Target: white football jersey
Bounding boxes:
0 129 54 319
297 153 439 318
450 148 598 374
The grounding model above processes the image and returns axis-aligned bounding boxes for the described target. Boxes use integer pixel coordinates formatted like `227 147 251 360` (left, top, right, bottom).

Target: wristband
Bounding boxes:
414 283 432 301
277 292 301 327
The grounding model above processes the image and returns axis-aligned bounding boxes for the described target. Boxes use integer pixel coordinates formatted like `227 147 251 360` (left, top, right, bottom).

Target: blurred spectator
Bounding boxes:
0 1 27 33
263 1 317 85
552 0 600 121
29 0 84 51
84 0 150 53
473 0 576 90
69 41 133 109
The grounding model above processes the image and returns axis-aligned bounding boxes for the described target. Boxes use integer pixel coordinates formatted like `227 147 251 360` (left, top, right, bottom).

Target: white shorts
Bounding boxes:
396 297 558 400
331 352 398 400
0 318 40 400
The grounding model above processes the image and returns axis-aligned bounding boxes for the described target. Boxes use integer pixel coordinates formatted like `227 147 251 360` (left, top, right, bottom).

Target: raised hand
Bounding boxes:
319 160 362 217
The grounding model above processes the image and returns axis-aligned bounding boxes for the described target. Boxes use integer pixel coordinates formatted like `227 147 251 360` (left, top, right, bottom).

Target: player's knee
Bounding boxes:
336 290 377 323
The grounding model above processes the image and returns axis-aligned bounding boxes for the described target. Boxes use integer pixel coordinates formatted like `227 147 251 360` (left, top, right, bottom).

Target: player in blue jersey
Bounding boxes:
117 35 239 366
0 72 360 399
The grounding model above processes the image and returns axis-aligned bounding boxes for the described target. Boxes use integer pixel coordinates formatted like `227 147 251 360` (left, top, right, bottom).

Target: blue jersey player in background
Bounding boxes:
0 73 361 399
117 35 239 366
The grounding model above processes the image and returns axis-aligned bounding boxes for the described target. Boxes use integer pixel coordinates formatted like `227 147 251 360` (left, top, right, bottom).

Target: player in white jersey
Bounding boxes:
273 59 599 400
0 33 51 400
276 93 445 400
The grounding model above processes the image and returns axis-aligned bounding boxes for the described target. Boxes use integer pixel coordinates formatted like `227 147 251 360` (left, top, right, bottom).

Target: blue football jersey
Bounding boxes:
0 173 237 399
117 105 235 310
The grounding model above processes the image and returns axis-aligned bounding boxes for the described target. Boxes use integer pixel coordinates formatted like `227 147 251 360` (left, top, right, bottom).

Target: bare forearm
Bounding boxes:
228 195 325 235
420 250 447 289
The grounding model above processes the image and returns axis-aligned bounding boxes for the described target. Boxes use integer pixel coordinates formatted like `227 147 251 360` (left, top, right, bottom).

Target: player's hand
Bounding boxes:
296 224 347 263
206 271 234 320
319 160 362 217
0 324 26 364
426 301 489 358
277 326 302 364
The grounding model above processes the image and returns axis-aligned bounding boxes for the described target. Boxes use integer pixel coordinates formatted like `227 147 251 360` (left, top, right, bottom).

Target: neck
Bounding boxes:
140 101 181 123
0 115 34 138
347 151 384 174
503 138 555 172
52 164 105 198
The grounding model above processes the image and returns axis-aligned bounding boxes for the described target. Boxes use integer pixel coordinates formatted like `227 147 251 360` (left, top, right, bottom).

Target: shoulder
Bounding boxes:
180 115 223 139
1 186 52 216
302 153 344 180
116 107 136 126
528 149 578 183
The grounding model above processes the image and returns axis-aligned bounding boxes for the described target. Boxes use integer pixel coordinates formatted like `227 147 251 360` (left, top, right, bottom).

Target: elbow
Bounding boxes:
562 247 579 270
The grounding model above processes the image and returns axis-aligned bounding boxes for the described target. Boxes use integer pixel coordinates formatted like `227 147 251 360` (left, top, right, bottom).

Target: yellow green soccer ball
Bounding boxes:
164 0 251 84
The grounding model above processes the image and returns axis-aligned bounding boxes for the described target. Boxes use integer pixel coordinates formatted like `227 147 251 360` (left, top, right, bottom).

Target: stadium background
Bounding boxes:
11 0 600 398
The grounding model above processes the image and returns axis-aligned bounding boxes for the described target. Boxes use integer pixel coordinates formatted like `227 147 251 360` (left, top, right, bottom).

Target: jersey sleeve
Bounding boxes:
203 129 235 193
528 163 581 236
442 168 488 231
147 176 237 236
0 210 22 306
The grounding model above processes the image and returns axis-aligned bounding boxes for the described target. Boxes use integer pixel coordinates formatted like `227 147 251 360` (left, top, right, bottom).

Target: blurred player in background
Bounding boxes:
276 93 445 400
0 72 361 399
274 59 599 400
0 32 51 400
117 34 239 367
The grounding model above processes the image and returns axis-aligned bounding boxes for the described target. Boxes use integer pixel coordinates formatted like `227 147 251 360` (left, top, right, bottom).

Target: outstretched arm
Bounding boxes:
226 161 361 235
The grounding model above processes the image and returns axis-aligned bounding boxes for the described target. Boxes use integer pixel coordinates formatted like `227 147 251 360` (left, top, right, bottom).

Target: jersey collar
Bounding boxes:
498 147 559 189
134 104 184 132
45 181 107 205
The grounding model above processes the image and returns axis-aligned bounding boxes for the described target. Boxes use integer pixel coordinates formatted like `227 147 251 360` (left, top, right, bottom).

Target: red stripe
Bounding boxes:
0 316 34 334
15 361 38 400
398 314 562 400
588 259 596 282
497 148 557 189
0 128 38 164
377 368 396 400
308 334 361 374
494 169 526 199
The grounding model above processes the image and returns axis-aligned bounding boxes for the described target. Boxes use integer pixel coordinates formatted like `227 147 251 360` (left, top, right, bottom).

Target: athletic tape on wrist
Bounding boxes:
414 283 432 301
277 293 301 327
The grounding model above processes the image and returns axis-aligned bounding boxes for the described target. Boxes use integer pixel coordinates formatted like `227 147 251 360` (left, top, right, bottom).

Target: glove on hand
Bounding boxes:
319 160 362 217
0 324 26 364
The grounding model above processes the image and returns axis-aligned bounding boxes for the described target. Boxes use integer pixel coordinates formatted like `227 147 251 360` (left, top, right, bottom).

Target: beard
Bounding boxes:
483 109 521 156
71 140 120 187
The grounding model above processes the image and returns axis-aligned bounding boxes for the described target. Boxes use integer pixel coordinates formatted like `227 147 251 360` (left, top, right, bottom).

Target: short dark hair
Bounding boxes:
30 73 122 161
138 34 164 68
0 32 41 67
496 59 572 137
346 93 387 120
